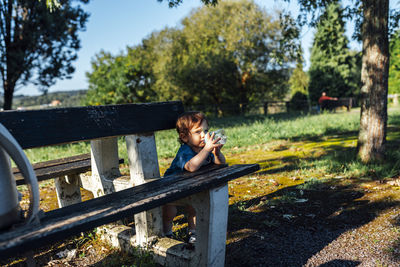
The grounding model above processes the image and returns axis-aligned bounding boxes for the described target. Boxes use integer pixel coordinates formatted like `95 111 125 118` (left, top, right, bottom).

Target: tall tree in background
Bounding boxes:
85 45 157 106
85 28 175 106
0 0 89 110
389 30 400 95
86 0 300 115
289 60 308 96
292 0 399 163
288 59 310 111
308 1 361 102
165 0 299 114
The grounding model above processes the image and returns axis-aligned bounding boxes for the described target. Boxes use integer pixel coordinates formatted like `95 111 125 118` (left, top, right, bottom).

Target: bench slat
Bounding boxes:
0 164 259 258
0 101 184 149
17 153 92 170
13 154 124 185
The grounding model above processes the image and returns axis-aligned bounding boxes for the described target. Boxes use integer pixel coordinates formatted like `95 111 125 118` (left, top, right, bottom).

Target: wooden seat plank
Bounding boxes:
13 155 124 185
18 153 91 170
0 164 259 258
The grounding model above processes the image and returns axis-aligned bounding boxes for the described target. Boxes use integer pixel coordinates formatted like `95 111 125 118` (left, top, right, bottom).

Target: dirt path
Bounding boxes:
225 180 400 266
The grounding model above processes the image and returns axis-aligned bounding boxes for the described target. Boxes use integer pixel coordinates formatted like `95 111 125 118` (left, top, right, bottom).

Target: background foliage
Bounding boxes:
0 0 89 109
85 0 300 115
389 30 400 95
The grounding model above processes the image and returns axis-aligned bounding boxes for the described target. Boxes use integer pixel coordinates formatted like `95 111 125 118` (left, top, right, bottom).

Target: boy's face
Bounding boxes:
181 120 209 152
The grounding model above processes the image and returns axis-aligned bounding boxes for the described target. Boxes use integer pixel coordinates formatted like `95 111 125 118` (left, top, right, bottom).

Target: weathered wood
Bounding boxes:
0 101 184 149
320 98 353 112
13 154 124 185
0 164 259 258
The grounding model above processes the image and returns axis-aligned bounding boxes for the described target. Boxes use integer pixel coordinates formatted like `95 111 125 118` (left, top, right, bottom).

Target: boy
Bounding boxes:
163 111 226 244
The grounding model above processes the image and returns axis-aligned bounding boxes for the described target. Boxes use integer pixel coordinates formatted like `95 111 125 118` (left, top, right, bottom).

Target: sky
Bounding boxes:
20 0 360 96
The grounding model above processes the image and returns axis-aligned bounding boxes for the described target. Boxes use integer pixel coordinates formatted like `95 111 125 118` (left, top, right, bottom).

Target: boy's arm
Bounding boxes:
184 132 223 172
184 148 214 172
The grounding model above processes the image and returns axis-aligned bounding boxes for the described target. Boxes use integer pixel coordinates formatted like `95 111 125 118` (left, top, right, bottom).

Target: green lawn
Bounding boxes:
12 106 400 266
24 107 400 181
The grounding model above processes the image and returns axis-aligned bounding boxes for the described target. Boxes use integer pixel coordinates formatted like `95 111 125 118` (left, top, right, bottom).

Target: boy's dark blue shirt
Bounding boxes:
164 144 214 177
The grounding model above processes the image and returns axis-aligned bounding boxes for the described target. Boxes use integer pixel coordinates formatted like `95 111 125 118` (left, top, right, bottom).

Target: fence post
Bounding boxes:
263 102 268 115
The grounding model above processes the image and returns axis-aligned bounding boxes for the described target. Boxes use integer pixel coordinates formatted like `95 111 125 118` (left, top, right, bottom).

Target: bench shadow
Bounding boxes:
226 182 400 266
318 259 361 266
225 131 400 266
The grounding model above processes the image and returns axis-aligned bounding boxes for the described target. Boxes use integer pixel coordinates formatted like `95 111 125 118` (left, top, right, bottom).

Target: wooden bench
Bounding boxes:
320 97 353 112
12 153 124 186
0 101 259 267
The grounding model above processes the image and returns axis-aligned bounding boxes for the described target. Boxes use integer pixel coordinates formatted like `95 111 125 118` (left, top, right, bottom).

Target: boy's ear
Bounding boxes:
179 133 188 143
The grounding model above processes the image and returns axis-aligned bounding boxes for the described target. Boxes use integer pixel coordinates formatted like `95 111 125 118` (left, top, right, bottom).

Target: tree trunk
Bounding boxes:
2 0 15 111
357 0 389 162
3 81 15 110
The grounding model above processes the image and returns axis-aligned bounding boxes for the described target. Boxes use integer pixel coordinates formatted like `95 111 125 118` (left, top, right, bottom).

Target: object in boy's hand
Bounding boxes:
205 129 227 145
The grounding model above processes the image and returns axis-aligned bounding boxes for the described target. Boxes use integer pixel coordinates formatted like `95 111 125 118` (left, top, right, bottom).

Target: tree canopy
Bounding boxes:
0 0 89 110
85 0 300 115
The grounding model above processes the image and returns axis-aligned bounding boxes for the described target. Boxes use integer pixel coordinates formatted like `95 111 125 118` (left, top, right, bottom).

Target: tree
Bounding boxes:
158 0 218 7
86 0 300 115
288 59 310 111
85 28 173 106
307 2 361 103
85 45 157 106
290 0 399 163
289 60 308 96
163 0 299 114
0 0 89 110
389 30 400 95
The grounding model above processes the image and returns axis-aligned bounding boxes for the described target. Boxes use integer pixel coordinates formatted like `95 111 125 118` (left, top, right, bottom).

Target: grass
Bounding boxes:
21 107 384 161
20 107 400 180
19 106 400 203
9 106 400 265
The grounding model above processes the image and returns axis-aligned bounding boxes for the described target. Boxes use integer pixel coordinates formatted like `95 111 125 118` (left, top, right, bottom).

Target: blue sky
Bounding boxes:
20 0 359 96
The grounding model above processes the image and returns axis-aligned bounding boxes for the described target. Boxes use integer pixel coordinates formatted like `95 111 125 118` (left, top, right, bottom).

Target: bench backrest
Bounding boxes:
0 101 184 149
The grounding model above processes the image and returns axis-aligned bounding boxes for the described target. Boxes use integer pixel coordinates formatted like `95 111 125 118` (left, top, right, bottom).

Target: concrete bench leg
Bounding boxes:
81 137 122 197
190 184 229 267
126 133 163 246
153 184 229 267
55 174 82 207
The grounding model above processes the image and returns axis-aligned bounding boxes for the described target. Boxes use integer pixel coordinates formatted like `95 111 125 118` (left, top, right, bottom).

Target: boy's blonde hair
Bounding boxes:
176 111 208 144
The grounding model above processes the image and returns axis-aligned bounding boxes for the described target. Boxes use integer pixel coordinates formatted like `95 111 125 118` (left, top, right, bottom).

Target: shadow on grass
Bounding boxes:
225 123 400 266
257 133 400 180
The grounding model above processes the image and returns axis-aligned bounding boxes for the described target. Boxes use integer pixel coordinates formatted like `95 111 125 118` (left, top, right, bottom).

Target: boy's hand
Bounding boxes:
213 144 223 156
204 132 223 152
